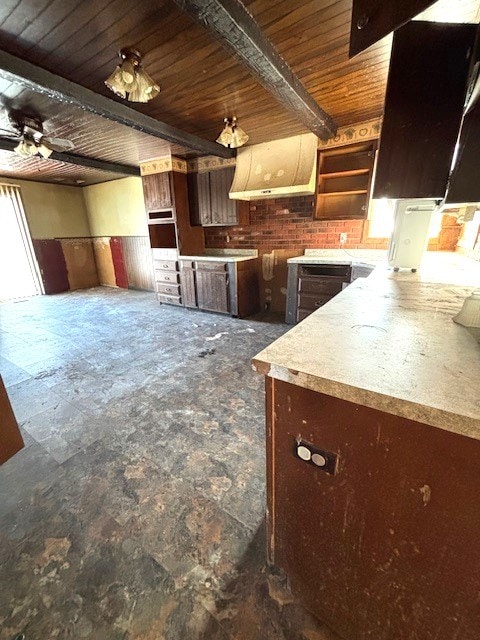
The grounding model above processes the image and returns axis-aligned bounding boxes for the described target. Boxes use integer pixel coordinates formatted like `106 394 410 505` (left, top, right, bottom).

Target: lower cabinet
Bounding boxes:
265 378 480 640
196 265 230 314
179 258 259 318
153 257 182 306
286 262 374 324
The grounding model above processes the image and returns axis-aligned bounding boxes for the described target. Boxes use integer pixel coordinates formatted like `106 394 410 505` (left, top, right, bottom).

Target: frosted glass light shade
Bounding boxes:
105 49 160 103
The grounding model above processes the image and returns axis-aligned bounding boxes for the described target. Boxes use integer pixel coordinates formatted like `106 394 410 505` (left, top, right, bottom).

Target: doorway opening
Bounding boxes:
0 184 43 302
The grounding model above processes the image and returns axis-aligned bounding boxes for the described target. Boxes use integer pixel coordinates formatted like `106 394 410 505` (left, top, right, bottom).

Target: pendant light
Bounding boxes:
105 48 160 103
216 117 249 148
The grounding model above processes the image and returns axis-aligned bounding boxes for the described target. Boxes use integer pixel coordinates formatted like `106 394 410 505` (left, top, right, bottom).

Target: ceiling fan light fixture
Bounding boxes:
37 143 54 159
14 139 37 158
216 117 249 148
105 48 160 103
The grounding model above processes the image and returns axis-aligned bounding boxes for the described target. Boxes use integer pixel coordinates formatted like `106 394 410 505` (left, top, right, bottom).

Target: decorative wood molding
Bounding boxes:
0 49 233 159
140 156 188 175
173 0 337 140
318 118 382 149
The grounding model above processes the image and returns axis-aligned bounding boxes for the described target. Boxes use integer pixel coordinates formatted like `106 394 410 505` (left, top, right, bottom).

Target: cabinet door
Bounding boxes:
349 0 435 57
0 376 24 464
179 263 197 308
373 22 475 199
209 167 238 226
196 269 230 313
142 173 172 211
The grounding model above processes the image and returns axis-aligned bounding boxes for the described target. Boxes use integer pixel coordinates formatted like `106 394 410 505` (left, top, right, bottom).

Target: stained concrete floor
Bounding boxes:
0 288 340 640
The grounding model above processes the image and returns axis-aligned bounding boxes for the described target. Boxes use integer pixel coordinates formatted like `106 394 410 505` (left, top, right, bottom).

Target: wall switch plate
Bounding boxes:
340 232 347 244
295 439 339 475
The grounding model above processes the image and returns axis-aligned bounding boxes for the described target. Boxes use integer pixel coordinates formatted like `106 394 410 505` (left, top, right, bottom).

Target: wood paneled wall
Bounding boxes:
122 237 154 290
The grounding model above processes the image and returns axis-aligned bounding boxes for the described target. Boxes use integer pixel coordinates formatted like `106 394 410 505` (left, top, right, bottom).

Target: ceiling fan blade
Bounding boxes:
42 136 75 152
0 128 20 139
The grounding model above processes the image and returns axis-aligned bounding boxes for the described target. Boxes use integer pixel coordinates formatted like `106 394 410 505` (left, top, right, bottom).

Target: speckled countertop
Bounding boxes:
178 249 258 263
178 255 258 263
253 263 480 440
287 248 387 266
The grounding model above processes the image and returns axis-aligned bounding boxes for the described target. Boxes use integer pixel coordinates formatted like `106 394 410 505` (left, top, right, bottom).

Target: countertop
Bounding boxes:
178 254 258 263
253 260 480 440
287 249 387 266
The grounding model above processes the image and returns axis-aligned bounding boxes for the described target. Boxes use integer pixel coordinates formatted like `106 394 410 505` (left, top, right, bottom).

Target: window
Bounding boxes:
367 199 443 240
0 184 43 301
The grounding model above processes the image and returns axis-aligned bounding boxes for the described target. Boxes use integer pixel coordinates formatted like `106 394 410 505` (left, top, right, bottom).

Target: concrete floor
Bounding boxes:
0 288 340 640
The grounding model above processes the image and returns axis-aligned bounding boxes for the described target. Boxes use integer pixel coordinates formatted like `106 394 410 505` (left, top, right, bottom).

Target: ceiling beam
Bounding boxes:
0 137 140 176
0 49 233 158
172 0 337 141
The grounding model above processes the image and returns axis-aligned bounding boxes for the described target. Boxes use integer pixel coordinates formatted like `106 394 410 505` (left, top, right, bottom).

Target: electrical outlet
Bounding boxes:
339 232 347 245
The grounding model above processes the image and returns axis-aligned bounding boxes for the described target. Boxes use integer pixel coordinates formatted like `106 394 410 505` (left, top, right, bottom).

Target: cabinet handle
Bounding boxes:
162 264 169 269
164 276 170 281
315 301 322 307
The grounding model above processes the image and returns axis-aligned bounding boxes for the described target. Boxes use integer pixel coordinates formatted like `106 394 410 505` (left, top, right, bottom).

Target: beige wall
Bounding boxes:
83 177 147 237
0 177 91 239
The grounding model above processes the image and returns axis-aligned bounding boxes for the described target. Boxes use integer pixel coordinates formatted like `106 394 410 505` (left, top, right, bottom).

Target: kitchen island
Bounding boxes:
253 261 480 640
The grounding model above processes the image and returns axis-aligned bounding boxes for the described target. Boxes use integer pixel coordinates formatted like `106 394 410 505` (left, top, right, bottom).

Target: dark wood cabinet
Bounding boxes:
0 376 24 465
196 265 230 314
373 21 476 200
142 172 173 211
286 262 368 324
349 0 435 57
265 378 480 640
315 142 376 220
189 167 238 226
179 258 260 317
179 262 197 308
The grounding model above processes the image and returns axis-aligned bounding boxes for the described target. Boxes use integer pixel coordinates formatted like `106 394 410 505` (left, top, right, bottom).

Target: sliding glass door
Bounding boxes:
0 184 43 301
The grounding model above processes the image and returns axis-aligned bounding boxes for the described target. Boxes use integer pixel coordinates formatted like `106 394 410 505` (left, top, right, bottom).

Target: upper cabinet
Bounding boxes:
188 166 238 226
315 141 376 220
142 172 173 212
349 0 436 57
373 22 476 200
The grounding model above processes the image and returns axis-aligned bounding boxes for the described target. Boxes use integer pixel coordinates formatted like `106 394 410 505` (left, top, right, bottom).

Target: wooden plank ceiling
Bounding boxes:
0 0 478 185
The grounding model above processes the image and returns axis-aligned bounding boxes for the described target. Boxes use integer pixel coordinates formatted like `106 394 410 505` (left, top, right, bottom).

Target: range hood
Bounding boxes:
229 133 318 201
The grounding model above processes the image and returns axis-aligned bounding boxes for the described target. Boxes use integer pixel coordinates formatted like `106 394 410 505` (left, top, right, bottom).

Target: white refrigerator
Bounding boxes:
388 199 437 271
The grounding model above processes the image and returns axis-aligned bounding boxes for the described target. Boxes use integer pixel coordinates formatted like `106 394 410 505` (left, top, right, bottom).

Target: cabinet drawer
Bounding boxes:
299 264 351 278
195 261 227 272
157 293 182 306
156 283 181 295
298 277 344 296
298 293 333 311
297 308 314 322
154 270 180 284
153 259 178 271
179 260 195 270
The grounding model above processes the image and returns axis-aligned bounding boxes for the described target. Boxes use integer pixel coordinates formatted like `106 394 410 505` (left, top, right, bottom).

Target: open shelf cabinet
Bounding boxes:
315 141 377 220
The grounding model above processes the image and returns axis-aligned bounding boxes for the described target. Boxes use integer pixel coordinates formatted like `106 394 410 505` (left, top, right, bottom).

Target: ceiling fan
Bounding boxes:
0 111 75 159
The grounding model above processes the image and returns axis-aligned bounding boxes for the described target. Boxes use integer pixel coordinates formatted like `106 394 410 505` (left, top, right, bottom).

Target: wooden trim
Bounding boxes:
0 49 233 159
318 118 381 149
173 0 336 140
0 137 140 176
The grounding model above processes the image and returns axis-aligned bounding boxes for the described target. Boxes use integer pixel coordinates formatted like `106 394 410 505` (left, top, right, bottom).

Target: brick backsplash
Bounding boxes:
204 196 389 251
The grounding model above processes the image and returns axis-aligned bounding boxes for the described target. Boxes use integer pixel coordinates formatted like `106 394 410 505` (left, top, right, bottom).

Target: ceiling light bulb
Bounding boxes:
216 117 248 148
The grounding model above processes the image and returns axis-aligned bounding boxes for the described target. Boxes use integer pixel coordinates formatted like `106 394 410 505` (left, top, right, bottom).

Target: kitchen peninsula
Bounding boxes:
253 259 480 640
